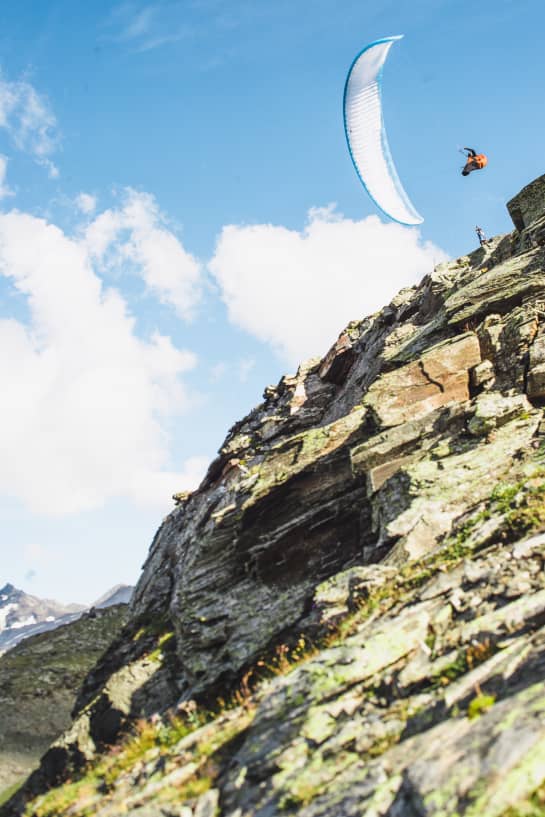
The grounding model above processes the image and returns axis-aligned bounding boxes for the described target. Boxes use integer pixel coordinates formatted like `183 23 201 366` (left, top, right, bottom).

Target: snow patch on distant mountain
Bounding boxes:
0 603 17 629
0 582 134 655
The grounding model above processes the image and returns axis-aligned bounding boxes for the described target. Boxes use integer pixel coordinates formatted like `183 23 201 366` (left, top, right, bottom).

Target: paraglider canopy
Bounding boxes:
343 35 423 226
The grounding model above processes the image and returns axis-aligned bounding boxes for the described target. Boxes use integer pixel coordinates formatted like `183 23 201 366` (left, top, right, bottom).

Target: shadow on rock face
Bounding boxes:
40 745 87 787
0 745 87 817
89 697 125 749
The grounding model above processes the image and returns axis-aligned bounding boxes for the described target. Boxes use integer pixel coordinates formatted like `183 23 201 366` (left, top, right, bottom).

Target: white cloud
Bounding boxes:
23 542 47 566
122 6 155 39
85 188 202 320
105 3 192 52
238 357 255 382
209 207 448 365
75 193 97 215
0 207 204 515
0 70 60 167
130 455 209 506
209 358 255 384
0 155 13 200
210 361 228 382
38 157 59 179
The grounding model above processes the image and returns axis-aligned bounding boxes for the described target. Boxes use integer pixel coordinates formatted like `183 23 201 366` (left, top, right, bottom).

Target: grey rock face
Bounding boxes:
507 172 545 231
6 175 545 817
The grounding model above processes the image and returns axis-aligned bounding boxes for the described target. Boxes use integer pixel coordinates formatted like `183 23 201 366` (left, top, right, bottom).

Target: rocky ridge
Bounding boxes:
5 174 545 817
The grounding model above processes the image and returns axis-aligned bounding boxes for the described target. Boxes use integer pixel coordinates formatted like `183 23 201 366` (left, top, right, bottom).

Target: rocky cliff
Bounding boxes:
5 174 545 817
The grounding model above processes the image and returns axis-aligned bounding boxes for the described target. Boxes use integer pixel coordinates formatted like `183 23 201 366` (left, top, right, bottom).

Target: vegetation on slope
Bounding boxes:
0 605 129 798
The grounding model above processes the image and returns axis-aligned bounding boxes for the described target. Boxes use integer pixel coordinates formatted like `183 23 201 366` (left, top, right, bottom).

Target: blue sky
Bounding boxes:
0 0 542 603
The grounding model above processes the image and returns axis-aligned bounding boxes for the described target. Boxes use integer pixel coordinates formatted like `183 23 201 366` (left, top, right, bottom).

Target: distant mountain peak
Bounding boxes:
0 582 133 656
92 584 134 609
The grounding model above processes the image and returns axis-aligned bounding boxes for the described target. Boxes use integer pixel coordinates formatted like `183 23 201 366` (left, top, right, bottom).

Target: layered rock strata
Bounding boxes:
5 175 545 817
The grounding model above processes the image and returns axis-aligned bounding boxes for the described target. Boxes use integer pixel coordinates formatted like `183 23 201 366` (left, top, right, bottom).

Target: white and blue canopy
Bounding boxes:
343 36 423 226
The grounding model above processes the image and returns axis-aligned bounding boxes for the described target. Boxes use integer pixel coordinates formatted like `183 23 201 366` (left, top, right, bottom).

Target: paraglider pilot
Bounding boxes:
462 147 488 176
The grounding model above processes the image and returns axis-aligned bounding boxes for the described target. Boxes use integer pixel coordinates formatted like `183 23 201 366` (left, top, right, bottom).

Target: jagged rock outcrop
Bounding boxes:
5 174 545 817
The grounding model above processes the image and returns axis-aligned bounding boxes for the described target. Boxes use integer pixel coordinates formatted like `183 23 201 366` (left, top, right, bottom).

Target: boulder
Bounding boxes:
364 333 480 428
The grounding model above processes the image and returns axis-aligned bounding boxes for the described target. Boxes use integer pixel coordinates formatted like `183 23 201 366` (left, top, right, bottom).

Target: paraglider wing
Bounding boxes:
343 36 423 226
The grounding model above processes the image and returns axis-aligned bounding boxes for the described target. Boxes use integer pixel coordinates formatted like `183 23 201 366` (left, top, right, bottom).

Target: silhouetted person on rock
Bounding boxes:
476 226 489 246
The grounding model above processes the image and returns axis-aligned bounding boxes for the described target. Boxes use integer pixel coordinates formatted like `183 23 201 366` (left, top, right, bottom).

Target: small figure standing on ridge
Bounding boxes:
462 147 488 176
476 226 489 246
